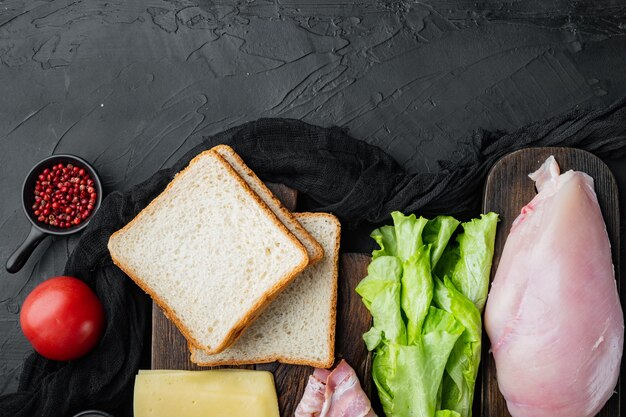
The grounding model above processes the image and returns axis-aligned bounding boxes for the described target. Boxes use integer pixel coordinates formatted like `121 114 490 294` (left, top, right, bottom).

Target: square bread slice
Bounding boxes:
107 150 309 354
214 145 324 265
190 212 340 368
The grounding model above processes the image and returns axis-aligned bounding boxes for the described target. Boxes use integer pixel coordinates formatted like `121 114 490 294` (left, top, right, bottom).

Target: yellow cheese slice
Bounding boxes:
134 369 279 417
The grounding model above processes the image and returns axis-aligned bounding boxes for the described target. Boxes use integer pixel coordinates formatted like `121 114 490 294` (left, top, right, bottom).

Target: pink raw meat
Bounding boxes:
295 360 376 417
295 369 330 417
484 156 624 417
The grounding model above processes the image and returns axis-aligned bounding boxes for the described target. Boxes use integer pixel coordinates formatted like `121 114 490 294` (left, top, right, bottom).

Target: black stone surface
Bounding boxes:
1 0 626 398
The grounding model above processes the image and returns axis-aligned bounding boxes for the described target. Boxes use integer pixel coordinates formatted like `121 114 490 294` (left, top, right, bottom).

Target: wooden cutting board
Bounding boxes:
151 183 376 416
481 147 621 417
151 148 620 416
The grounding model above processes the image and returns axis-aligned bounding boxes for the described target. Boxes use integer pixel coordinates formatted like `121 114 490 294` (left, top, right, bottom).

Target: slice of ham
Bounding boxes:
296 370 330 416
295 360 377 417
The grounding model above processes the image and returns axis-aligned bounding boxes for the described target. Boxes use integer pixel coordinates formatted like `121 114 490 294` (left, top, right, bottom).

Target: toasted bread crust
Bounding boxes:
108 148 309 355
188 212 341 368
213 144 324 265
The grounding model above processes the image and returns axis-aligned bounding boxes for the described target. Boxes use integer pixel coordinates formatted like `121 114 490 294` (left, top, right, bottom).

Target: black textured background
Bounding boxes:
1 0 626 396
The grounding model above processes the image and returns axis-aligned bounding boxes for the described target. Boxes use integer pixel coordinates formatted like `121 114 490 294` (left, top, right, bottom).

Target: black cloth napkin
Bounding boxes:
1 99 626 417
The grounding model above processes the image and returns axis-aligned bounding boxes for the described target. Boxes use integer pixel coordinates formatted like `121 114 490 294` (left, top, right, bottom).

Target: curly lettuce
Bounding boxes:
356 211 498 417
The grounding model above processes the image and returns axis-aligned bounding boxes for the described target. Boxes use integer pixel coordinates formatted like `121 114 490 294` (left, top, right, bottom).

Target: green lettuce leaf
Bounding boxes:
435 411 461 417
423 216 460 268
401 245 433 345
434 276 482 417
357 256 402 310
371 343 395 413
363 327 383 352
435 212 498 311
358 211 498 417
356 256 406 347
376 307 465 417
391 212 428 262
372 225 398 258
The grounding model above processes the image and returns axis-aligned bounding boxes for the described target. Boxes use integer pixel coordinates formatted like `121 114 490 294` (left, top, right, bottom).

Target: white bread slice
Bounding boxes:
107 150 309 354
190 213 340 368
214 145 323 264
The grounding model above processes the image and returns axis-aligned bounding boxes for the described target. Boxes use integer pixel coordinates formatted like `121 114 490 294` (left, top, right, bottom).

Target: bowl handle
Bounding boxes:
6 226 47 273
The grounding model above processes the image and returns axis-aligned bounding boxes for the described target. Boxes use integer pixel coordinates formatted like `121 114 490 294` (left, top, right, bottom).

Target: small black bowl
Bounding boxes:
6 154 103 273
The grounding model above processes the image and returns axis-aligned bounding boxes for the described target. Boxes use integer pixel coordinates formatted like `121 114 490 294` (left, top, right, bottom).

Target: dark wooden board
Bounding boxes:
151 183 375 416
481 147 621 417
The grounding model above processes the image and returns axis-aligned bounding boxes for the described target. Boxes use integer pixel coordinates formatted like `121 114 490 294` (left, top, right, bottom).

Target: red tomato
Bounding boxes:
20 276 105 361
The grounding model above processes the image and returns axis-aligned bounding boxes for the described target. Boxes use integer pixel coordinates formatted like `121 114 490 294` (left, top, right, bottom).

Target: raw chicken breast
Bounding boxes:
484 156 624 417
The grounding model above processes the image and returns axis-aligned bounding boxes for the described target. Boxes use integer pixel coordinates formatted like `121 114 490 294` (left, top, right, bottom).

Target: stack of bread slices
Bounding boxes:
108 145 340 368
